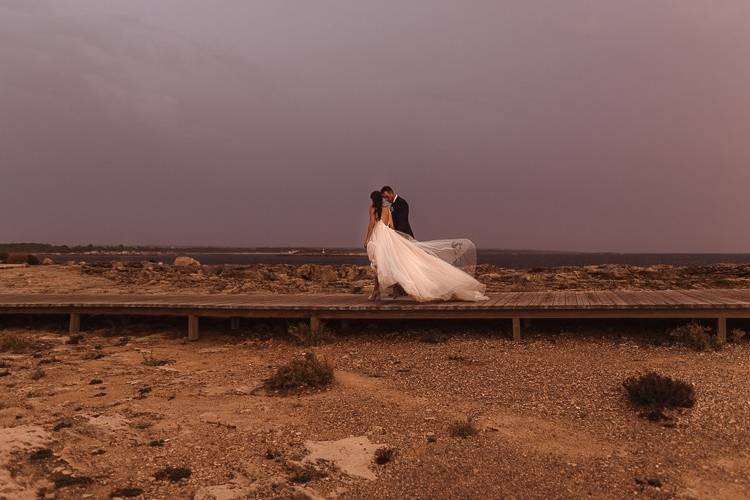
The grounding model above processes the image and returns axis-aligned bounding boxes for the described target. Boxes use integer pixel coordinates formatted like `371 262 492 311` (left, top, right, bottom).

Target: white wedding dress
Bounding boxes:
367 219 489 302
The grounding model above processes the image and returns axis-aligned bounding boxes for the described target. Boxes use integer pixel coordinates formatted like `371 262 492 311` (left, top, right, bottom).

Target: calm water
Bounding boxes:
41 252 750 269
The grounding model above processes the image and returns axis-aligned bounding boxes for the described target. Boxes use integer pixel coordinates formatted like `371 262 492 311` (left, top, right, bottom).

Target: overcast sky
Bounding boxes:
2 1 749 251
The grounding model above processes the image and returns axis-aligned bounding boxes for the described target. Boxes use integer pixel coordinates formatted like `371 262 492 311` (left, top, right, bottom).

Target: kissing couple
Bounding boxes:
364 186 488 302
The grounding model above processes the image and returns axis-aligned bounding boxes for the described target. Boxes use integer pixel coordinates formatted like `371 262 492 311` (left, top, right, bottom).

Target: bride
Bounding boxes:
364 191 489 302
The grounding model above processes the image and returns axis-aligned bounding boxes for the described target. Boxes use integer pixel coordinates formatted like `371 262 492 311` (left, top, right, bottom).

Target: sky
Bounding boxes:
1 1 749 252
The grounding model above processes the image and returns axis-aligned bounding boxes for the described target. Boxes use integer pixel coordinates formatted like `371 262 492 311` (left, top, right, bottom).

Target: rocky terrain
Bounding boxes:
4 261 750 295
2 262 750 498
1 321 750 499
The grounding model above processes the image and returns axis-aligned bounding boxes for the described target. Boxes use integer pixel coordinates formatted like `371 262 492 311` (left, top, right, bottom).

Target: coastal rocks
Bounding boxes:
174 256 200 267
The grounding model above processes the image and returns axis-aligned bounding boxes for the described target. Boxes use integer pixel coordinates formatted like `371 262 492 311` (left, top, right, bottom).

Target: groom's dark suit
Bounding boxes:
390 196 414 238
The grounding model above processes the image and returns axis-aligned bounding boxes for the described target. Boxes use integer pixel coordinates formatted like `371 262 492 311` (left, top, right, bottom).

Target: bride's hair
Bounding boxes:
370 191 383 220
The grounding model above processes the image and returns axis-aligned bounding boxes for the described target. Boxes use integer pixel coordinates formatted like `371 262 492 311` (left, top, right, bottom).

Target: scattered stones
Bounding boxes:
199 412 238 429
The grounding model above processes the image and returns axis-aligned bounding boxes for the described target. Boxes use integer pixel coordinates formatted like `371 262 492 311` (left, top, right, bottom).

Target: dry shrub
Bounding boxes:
668 321 722 351
0 334 44 353
264 352 334 394
730 328 747 343
5 253 39 265
154 466 191 482
287 321 332 346
374 447 395 465
623 372 696 410
449 418 479 438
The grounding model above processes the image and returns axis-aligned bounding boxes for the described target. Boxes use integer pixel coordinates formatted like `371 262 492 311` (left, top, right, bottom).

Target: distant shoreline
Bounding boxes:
32 251 750 269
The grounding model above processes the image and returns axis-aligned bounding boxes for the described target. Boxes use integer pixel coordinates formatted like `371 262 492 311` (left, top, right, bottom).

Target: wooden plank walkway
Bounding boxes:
2 289 750 341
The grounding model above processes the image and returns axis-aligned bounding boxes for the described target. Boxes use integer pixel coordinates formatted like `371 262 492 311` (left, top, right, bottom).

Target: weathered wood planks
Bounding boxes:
2 289 750 340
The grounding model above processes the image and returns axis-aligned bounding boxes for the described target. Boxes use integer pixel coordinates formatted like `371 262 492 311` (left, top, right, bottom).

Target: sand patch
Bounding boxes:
683 474 750 500
479 413 617 459
194 473 257 500
86 413 130 432
0 424 53 499
304 436 382 480
335 370 427 409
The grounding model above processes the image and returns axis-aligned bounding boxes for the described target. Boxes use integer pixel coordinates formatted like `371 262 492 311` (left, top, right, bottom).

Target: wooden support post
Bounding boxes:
188 315 200 341
69 313 81 335
230 317 240 331
512 317 521 341
717 316 727 344
310 316 322 340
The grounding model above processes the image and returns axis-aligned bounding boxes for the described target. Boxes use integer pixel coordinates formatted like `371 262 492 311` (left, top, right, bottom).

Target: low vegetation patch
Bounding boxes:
623 372 695 421
5 253 40 265
449 418 479 438
421 331 450 344
154 466 191 482
52 419 73 431
668 321 723 351
730 328 747 343
53 474 93 489
374 446 395 465
141 353 174 366
287 321 333 346
29 448 53 461
263 352 334 394
110 487 144 498
0 334 44 353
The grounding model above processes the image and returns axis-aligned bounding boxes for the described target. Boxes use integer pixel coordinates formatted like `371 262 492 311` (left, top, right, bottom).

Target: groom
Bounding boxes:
381 186 414 238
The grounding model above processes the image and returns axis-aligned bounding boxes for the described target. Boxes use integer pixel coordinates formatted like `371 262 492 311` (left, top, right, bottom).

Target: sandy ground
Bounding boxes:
2 264 750 499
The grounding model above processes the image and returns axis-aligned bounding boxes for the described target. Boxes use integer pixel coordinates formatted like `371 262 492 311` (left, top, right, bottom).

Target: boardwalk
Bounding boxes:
3 289 750 341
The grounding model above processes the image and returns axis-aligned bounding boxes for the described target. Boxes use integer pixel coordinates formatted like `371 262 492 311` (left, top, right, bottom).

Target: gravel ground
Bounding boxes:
1 319 749 499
